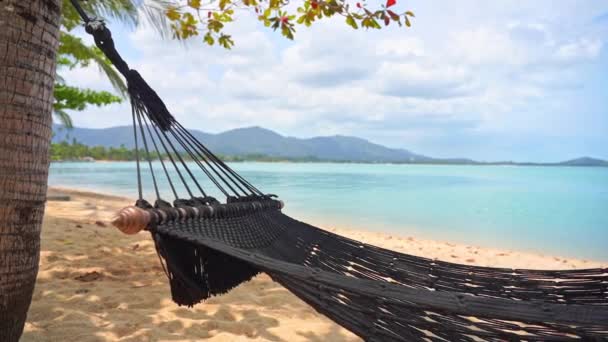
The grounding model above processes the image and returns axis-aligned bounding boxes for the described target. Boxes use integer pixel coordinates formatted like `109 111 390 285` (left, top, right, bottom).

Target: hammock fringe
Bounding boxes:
154 233 260 306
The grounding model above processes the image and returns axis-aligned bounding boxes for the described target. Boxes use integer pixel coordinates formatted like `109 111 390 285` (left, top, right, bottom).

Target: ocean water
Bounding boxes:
48 162 608 260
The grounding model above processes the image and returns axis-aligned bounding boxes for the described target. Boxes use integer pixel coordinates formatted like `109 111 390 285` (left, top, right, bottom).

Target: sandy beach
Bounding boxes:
22 187 607 342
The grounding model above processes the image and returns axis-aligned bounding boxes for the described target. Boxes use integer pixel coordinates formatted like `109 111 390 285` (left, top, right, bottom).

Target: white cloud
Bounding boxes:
555 38 602 62
448 27 525 66
376 37 426 59
375 62 476 99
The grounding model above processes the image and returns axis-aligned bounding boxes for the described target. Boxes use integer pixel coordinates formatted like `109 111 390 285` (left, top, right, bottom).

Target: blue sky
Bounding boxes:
64 1 608 162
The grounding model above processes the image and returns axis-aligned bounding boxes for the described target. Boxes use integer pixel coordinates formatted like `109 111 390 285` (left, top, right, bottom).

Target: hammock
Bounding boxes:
70 2 608 340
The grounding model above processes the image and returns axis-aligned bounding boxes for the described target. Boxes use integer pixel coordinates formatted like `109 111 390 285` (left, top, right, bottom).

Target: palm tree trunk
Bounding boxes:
0 1 61 341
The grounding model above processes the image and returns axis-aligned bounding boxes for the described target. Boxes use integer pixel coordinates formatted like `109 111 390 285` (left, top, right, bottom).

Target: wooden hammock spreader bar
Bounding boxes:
112 200 285 235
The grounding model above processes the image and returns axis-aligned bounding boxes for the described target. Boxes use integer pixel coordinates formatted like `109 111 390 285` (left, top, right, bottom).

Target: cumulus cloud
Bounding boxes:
375 62 476 99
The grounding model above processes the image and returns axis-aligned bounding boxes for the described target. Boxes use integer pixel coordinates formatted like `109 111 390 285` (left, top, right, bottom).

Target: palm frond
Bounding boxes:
63 0 137 30
139 0 174 39
59 32 128 97
53 109 74 129
62 0 174 36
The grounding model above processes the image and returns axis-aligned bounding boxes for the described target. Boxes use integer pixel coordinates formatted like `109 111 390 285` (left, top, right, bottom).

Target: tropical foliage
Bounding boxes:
54 0 169 127
50 139 325 162
165 0 414 48
54 0 412 127
51 139 139 161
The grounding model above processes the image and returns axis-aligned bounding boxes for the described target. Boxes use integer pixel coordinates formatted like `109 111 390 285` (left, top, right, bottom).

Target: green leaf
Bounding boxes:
208 19 224 32
218 34 235 49
166 7 181 21
281 25 295 39
219 0 231 10
346 15 358 29
204 32 215 45
188 0 201 9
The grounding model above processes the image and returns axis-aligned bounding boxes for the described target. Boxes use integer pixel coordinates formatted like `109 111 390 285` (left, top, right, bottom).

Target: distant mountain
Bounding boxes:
52 125 431 163
52 124 608 166
557 157 608 167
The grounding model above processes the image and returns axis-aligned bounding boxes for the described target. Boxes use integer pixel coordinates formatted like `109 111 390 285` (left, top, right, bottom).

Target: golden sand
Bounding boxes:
22 187 606 341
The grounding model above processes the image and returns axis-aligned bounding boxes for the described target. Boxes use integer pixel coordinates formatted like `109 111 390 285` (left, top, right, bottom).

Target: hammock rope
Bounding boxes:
69 1 608 340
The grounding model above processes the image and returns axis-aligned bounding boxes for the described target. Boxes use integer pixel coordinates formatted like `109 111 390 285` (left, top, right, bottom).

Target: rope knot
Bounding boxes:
85 18 107 35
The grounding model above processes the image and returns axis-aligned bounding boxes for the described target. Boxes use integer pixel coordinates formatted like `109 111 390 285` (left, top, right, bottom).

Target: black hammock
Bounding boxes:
71 2 608 341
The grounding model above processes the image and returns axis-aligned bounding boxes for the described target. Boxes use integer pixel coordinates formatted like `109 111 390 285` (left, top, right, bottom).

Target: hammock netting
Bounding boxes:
72 3 608 340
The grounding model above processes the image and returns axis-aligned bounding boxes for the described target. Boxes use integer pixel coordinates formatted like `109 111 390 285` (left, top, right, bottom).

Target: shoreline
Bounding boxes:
49 185 135 202
46 186 607 269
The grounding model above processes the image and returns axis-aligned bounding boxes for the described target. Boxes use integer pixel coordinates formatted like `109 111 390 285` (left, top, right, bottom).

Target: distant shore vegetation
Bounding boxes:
50 139 608 167
50 139 324 163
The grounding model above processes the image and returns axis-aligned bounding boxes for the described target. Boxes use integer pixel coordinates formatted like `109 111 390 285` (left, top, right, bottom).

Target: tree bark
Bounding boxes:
0 1 61 341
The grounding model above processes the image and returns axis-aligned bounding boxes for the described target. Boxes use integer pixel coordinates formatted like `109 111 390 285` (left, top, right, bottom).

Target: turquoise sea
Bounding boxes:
49 162 608 260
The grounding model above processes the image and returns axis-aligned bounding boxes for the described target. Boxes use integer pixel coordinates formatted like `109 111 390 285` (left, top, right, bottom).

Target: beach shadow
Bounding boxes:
170 305 284 341
297 324 357 342
25 215 354 341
